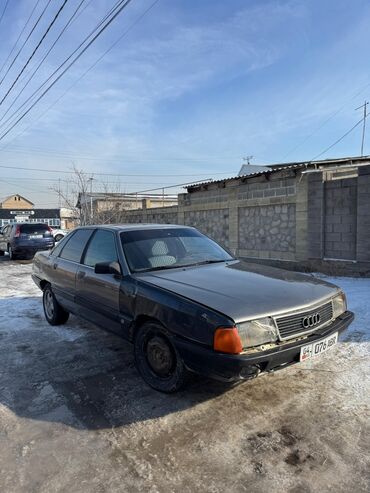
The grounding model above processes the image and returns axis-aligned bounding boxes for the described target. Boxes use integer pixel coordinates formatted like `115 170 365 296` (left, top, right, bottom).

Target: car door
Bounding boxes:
51 229 94 312
75 229 122 333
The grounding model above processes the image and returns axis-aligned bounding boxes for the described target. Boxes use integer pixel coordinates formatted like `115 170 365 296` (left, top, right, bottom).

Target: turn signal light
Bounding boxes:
214 327 243 354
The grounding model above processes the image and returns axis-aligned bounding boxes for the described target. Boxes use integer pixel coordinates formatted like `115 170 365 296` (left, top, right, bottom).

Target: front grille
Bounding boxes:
275 301 333 340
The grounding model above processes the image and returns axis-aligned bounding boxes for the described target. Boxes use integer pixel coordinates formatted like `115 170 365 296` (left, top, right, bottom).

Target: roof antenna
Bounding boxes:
242 155 254 165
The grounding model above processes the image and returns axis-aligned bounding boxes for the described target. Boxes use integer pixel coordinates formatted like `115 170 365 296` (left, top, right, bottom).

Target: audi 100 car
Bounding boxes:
32 224 354 392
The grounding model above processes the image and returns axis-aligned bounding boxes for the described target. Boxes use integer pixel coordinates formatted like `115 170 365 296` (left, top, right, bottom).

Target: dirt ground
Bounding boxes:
0 256 369 493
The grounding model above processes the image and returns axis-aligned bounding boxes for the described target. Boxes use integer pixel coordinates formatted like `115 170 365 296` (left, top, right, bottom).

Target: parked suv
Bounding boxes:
0 223 55 260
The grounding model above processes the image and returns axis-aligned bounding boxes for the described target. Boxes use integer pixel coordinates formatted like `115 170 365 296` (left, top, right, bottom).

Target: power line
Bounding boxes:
0 0 133 136
0 145 237 163
0 0 160 149
355 101 368 156
0 0 87 124
310 116 368 161
281 80 370 161
0 0 10 30
0 0 71 107
0 0 52 88
0 162 230 176
0 0 42 78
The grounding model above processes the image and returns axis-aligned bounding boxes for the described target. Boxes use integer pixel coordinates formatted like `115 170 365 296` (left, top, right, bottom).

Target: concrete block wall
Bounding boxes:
115 165 370 272
356 165 370 261
324 178 357 260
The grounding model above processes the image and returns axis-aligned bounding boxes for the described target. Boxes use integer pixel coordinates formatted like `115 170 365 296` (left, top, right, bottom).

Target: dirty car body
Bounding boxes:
32 224 354 391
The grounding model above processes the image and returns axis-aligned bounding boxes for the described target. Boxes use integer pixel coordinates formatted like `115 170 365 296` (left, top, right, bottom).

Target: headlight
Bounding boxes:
237 317 279 348
332 292 347 319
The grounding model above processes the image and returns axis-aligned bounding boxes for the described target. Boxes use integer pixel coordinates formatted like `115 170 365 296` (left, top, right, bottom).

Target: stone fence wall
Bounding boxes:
117 164 370 275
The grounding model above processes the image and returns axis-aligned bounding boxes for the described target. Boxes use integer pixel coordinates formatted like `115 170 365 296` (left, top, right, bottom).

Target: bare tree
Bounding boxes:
52 164 93 226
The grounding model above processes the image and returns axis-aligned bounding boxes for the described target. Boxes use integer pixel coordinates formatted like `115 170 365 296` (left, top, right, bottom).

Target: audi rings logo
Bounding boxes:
302 313 321 329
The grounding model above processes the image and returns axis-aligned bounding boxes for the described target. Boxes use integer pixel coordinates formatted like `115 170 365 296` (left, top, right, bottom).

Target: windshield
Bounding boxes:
120 228 233 273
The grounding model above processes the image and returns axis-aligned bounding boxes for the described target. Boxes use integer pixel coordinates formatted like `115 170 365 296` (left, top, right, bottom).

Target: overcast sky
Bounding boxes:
0 0 370 206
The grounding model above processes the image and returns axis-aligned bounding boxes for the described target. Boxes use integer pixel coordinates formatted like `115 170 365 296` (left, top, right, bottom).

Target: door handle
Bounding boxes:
77 271 86 280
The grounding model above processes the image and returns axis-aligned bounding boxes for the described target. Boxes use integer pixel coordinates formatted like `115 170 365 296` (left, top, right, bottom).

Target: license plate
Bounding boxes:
30 235 43 239
300 332 338 362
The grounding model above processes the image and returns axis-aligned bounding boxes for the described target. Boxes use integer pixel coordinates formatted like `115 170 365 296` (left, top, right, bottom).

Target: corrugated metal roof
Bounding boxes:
185 155 370 190
185 163 305 190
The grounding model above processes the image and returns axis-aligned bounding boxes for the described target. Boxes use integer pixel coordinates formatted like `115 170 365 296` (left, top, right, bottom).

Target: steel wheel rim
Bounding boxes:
44 291 54 319
146 335 175 377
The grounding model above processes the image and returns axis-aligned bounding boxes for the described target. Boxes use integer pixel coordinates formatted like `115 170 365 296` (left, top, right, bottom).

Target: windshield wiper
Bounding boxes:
187 259 232 267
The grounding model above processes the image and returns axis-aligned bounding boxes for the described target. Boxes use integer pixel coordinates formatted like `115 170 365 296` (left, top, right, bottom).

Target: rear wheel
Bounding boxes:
134 322 188 393
8 245 18 260
0 250 4 256
43 285 69 325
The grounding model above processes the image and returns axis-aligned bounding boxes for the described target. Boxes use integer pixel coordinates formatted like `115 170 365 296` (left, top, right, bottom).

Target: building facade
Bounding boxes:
0 194 61 228
0 194 34 209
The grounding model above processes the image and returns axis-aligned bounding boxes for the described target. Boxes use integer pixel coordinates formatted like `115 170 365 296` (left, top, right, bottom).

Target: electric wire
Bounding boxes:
0 0 87 124
0 0 132 133
0 0 53 87
0 0 42 77
0 162 229 176
0 0 10 30
0 0 160 149
281 80 370 161
0 0 71 107
310 115 369 161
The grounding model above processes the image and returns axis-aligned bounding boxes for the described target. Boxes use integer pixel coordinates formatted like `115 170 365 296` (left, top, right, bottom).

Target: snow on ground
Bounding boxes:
0 258 369 493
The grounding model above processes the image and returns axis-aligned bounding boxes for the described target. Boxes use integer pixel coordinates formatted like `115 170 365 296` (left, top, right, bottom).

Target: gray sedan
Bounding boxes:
32 224 354 392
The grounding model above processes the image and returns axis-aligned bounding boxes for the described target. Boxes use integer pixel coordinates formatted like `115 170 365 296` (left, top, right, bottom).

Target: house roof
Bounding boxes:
186 155 370 191
0 194 34 205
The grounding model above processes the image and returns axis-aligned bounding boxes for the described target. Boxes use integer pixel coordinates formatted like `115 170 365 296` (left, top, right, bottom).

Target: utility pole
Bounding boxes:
355 101 368 156
58 178 61 208
88 176 94 222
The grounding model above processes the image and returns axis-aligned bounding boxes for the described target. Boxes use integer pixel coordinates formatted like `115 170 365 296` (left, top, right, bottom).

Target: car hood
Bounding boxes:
137 260 340 323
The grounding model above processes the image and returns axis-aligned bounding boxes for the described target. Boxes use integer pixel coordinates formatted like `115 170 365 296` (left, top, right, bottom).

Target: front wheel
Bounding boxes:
43 285 69 325
134 322 188 393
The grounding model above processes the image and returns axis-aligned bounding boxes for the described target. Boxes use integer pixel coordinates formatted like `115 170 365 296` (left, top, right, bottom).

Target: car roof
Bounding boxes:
76 224 195 232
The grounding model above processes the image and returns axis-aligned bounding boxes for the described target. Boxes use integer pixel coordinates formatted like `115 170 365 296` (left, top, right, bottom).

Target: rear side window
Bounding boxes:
19 224 50 234
59 229 93 263
83 230 118 267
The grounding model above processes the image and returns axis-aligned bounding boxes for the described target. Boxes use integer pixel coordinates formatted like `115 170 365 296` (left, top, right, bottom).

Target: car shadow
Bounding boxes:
0 295 235 431
0 291 367 431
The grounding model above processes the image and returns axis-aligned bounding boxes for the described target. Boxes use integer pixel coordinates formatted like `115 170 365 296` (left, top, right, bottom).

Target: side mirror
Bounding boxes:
94 261 122 276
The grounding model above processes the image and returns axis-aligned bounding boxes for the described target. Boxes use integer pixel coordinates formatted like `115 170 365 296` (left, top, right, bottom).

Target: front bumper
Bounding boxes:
175 311 354 382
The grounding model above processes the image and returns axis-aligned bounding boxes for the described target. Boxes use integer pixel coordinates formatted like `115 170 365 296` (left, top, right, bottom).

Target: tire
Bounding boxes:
55 234 64 242
43 285 69 326
8 245 18 260
134 322 188 393
0 250 4 256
